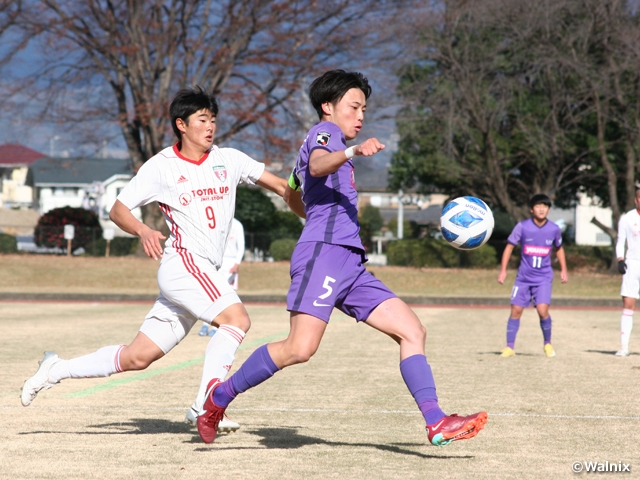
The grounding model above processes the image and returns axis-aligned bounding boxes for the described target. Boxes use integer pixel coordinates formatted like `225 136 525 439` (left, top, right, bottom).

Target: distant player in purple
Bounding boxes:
196 70 487 446
497 194 568 357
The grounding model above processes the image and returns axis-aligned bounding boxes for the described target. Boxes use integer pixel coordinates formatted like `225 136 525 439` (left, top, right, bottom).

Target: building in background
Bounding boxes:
0 143 46 209
30 156 140 235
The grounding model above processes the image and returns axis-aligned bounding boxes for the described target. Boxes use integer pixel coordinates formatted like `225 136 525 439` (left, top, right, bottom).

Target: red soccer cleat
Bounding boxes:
197 378 227 444
426 411 488 446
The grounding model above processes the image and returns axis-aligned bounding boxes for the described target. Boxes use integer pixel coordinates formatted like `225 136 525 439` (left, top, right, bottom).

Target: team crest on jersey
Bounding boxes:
316 131 331 146
212 165 227 182
179 193 192 206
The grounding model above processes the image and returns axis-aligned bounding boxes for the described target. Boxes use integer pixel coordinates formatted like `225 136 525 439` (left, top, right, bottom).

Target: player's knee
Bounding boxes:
121 353 154 371
415 323 427 344
283 344 317 365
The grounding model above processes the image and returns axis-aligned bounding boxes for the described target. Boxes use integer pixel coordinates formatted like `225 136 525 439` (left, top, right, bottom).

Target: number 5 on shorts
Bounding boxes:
313 276 336 307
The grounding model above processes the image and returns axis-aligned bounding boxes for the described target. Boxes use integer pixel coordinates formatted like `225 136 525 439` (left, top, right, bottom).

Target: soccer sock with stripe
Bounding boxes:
213 344 280 408
400 354 446 426
540 316 552 344
48 345 125 383
506 317 520 349
194 324 245 411
621 309 633 351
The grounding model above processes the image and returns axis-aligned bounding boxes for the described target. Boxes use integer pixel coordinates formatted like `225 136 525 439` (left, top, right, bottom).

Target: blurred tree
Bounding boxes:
0 0 26 67
389 0 640 238
358 204 383 251
6 0 410 232
34 206 102 252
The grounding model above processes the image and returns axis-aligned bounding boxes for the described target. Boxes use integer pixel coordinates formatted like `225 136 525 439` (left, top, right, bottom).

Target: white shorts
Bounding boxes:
139 250 241 354
621 259 640 299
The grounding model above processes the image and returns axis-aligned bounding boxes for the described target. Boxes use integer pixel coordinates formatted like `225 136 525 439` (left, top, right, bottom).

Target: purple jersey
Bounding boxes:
507 218 563 283
293 121 363 250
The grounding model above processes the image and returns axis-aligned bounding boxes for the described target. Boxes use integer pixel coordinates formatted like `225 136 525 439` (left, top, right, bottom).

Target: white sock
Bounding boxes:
192 324 245 411
621 309 634 351
48 345 125 383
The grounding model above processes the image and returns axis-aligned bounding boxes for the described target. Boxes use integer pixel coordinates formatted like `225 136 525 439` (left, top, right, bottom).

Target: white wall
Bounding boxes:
575 194 612 246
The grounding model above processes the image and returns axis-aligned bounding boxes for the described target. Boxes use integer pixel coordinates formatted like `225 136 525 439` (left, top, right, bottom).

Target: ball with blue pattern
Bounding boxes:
440 196 494 250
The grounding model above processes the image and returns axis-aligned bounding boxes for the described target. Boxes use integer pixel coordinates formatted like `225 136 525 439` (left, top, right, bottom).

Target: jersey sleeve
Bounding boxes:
309 122 345 155
554 224 563 248
616 213 628 259
225 149 265 185
506 222 523 246
116 160 162 210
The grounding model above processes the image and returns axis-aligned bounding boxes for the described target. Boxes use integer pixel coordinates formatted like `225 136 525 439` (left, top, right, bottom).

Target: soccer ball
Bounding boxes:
440 196 494 250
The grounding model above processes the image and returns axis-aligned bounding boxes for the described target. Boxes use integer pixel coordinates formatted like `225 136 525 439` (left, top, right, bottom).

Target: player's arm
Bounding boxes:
616 215 627 262
284 184 306 219
497 243 515 284
616 215 628 274
308 137 385 177
109 200 166 261
255 170 286 196
555 246 568 283
256 169 306 219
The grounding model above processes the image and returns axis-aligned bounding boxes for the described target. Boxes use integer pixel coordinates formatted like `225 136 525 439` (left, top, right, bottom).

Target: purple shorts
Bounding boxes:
287 242 396 322
510 281 553 307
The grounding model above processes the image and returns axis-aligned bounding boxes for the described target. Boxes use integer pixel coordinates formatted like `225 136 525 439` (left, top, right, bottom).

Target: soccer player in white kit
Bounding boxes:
221 218 245 290
615 189 640 356
21 87 304 437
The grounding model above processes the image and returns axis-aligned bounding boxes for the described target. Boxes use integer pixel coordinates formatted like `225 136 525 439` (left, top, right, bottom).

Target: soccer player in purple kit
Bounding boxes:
497 194 568 357
196 69 487 446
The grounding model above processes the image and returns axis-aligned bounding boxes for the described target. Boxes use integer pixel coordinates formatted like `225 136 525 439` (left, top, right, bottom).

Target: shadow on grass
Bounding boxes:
20 418 193 436
21 421 479 459
195 426 475 459
585 349 637 356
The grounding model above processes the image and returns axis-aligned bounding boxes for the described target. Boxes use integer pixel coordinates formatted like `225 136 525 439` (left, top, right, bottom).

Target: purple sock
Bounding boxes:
506 317 520 349
540 316 552 344
213 344 280 408
400 354 446 425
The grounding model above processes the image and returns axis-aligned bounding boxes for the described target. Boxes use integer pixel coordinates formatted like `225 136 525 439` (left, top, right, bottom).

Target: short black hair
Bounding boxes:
529 193 552 208
309 70 372 119
170 86 219 140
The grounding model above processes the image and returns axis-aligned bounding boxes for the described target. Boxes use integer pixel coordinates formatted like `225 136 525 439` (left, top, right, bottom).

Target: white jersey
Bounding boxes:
223 218 245 265
616 208 640 261
117 144 265 267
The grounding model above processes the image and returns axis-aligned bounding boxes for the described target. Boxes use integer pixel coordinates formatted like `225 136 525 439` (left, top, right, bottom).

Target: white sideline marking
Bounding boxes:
3 405 639 420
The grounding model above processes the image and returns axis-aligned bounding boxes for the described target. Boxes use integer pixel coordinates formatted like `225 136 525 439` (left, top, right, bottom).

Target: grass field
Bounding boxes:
1 301 639 479
0 254 623 298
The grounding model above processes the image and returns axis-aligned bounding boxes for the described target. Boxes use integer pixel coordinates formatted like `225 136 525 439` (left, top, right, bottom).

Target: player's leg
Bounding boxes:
157 252 249 427
618 297 635 356
618 265 638 356
531 282 555 357
196 312 327 443
364 297 487 446
502 282 529 356
189 303 249 416
21 298 179 407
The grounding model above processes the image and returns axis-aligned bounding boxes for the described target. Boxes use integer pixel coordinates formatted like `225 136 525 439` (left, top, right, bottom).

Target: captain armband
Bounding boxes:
288 172 300 192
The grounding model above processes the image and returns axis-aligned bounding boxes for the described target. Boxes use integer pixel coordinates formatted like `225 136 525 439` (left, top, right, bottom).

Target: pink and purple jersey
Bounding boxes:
293 121 363 251
507 218 563 283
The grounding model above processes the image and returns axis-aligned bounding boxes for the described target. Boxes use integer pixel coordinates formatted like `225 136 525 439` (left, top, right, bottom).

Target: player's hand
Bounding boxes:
618 259 627 275
139 226 166 261
560 270 568 283
356 138 385 157
497 271 507 284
